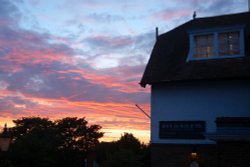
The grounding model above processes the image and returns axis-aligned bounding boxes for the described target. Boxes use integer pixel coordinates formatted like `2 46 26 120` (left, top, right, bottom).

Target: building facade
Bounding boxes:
140 12 250 167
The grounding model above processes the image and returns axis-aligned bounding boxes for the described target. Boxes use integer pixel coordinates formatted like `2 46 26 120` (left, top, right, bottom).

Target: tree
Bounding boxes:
117 133 142 153
102 148 142 167
96 133 149 167
55 117 103 152
8 117 103 167
54 117 103 167
11 117 54 140
9 117 59 167
0 160 14 167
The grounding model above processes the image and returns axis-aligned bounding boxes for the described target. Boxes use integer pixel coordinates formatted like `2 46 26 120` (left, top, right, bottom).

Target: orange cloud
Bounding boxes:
0 90 150 142
58 65 149 95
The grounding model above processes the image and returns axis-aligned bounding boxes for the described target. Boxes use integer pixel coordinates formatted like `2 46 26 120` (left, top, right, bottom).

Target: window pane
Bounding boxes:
194 34 214 58
219 31 240 56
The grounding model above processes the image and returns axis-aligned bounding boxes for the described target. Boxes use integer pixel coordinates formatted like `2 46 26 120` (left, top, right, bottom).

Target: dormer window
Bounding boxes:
187 26 245 62
194 34 214 58
218 31 240 56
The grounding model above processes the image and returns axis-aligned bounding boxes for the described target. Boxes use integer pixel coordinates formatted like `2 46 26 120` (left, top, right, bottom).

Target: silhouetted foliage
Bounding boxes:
117 132 142 152
8 117 103 167
11 117 54 140
96 133 150 167
3 118 150 167
141 143 150 167
55 117 103 167
0 159 14 167
9 117 57 167
102 148 142 167
55 117 102 152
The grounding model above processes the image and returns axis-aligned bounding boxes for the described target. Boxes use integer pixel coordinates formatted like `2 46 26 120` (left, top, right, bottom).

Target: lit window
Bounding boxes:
194 34 214 58
219 32 240 56
187 26 245 62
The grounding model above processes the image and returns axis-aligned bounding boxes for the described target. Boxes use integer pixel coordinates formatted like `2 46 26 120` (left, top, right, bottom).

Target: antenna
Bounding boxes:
193 11 196 19
135 104 151 119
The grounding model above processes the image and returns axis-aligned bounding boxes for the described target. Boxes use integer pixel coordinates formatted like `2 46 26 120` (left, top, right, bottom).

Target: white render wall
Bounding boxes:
151 80 250 144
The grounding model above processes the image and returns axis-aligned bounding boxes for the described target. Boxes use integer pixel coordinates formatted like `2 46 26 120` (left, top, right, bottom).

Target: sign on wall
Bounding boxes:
159 121 206 139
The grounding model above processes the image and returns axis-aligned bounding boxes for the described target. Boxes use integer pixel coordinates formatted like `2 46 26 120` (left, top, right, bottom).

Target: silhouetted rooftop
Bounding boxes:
140 12 250 87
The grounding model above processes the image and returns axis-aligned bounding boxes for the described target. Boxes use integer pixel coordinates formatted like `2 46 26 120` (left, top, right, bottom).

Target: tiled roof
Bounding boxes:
140 12 250 87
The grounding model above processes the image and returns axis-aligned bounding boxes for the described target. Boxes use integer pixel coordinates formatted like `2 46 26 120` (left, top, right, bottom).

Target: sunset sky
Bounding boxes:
0 0 248 142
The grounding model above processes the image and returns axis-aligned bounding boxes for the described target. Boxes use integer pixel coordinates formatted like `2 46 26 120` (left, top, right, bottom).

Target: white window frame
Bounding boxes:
187 26 245 62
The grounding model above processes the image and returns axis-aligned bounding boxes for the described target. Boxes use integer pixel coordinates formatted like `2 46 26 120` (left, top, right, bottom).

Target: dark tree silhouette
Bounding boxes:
55 117 103 152
8 117 103 167
55 117 103 167
102 148 142 167
96 133 150 167
9 117 57 167
11 117 54 140
117 132 142 152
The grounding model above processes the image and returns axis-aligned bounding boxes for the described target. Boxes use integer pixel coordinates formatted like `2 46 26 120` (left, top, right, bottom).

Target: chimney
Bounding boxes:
155 27 159 41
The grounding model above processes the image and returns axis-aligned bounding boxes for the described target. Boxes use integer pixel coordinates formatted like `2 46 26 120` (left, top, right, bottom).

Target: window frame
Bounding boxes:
193 33 214 58
187 26 245 62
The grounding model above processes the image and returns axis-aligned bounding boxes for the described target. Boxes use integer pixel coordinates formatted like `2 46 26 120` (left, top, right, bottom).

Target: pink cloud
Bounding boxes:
86 35 133 48
154 9 192 21
57 64 149 94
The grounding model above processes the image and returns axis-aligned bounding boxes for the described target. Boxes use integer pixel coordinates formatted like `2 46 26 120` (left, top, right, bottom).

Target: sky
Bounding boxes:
0 0 248 143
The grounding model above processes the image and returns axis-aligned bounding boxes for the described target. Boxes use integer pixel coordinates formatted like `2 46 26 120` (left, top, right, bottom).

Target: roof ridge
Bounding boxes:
194 11 250 20
158 11 250 38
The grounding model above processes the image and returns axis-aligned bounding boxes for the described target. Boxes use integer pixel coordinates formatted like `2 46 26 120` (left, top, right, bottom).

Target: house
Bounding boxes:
140 11 250 167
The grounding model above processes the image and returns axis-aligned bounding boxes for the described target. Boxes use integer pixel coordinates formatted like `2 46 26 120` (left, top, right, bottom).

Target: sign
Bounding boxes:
159 121 205 139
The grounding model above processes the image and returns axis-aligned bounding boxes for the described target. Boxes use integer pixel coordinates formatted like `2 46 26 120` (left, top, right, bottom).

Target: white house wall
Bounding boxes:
151 80 250 144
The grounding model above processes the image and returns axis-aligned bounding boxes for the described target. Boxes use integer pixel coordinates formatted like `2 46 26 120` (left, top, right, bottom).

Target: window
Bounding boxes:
218 31 240 56
187 26 245 61
159 121 206 139
194 34 214 58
